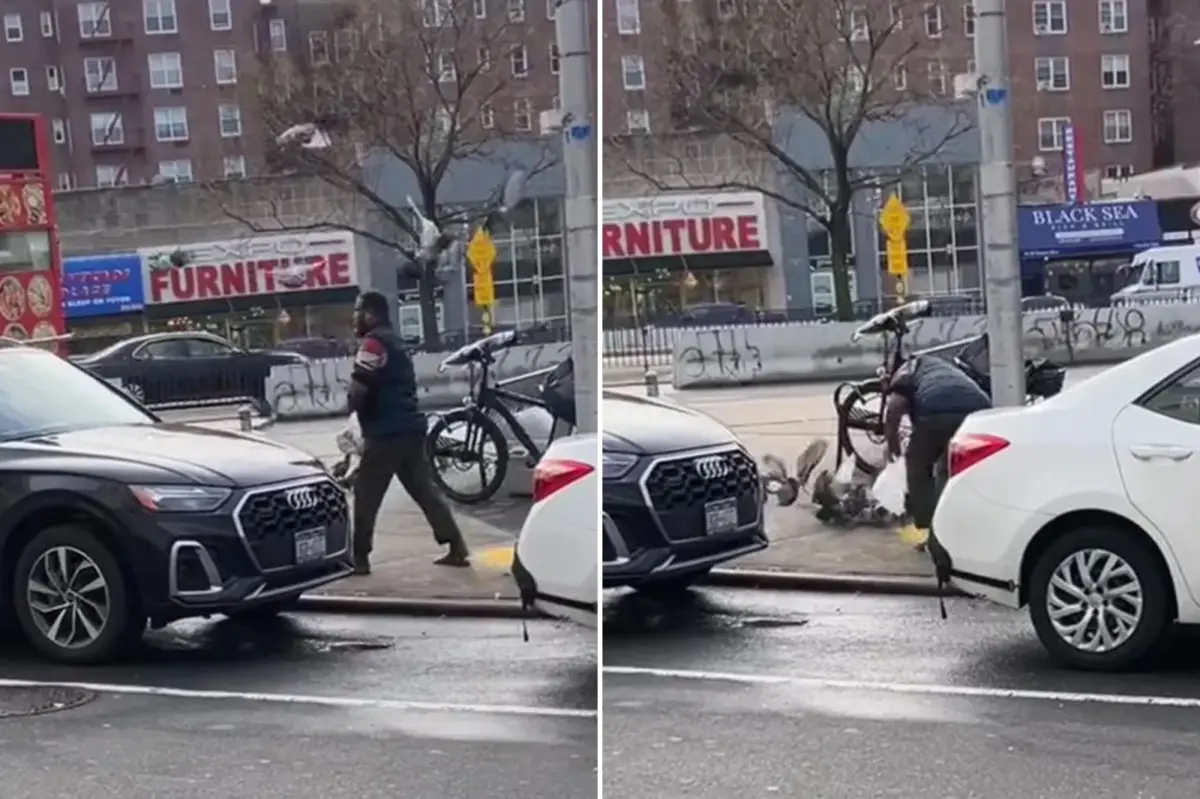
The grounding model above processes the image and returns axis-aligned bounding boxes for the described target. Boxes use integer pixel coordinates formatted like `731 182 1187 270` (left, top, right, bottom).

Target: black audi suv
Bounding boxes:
602 391 767 593
0 341 351 664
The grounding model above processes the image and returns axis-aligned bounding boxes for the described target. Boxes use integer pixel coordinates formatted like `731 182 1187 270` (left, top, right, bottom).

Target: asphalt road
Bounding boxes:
603 588 1200 798
0 613 597 799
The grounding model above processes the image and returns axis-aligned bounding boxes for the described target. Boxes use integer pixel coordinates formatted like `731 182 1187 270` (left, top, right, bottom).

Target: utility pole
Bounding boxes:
975 0 1026 407
554 0 598 433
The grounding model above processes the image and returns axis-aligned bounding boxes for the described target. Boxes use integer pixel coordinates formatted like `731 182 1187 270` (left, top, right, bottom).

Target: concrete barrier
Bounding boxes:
671 299 1200 388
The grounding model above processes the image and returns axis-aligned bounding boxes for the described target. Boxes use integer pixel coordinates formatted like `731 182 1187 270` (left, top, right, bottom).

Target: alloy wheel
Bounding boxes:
27 546 111 650
1046 548 1144 653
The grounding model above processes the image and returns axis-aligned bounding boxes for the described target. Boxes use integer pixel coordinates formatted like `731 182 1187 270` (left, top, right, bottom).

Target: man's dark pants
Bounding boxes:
352 434 466 559
904 412 969 529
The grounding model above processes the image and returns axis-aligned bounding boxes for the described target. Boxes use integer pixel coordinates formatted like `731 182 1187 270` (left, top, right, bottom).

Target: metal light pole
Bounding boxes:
554 0 598 433
974 0 1026 407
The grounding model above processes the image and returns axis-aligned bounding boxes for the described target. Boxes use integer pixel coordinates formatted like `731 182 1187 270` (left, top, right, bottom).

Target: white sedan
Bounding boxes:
931 333 1200 671
512 432 597 628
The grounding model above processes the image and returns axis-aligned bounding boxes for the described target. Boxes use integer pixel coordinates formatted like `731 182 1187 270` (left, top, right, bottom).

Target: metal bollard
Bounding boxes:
644 368 660 398
237 404 253 432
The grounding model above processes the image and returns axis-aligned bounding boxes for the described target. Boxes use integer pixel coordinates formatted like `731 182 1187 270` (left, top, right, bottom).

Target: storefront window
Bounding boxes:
0 230 51 273
601 267 771 325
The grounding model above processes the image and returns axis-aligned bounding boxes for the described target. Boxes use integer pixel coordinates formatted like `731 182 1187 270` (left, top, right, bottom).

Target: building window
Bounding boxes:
546 0 555 18
1103 109 1132 143
77 2 111 37
148 52 183 88
8 68 30 98
422 0 451 26
95 165 126 188
51 119 68 144
507 0 525 21
621 55 645 90
144 0 178 34
4 13 23 42
513 99 532 131
473 0 487 17
927 61 946 94
268 19 287 51
1032 0 1066 34
46 66 61 92
1037 116 1070 150
1034 56 1070 90
84 57 117 92
1099 0 1127 33
433 50 456 82
153 106 189 141
208 0 231 30
218 104 242 137
616 0 640 34
1104 164 1135 179
892 65 908 90
57 173 75 191
90 112 124 145
214 49 237 83
223 155 246 178
1101 54 1130 88
157 159 192 183
962 3 975 35
39 11 54 37
511 44 528 77
626 109 650 133
549 44 560 74
333 28 357 61
309 32 329 63
923 4 942 37
480 102 495 128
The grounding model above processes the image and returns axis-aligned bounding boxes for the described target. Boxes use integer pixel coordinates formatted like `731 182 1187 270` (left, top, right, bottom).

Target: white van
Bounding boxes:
1110 244 1200 303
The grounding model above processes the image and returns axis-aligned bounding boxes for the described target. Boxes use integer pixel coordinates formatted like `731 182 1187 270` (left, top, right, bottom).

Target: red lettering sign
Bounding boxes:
148 252 353 303
602 216 762 259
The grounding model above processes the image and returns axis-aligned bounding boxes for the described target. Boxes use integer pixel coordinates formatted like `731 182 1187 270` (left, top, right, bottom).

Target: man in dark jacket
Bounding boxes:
882 355 991 536
348 291 469 574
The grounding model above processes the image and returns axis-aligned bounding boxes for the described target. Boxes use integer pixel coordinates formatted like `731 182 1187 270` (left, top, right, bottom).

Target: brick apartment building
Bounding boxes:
0 0 563 190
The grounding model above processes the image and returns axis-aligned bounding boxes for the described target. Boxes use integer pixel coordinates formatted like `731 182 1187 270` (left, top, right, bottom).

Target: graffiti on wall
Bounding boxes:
677 328 765 382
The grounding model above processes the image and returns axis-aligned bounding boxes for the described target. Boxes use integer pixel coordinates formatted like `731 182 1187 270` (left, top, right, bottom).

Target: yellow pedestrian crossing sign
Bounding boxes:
879 194 911 241
466 228 497 308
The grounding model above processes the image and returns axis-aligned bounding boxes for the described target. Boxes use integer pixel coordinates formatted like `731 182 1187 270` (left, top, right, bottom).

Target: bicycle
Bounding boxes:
425 329 574 504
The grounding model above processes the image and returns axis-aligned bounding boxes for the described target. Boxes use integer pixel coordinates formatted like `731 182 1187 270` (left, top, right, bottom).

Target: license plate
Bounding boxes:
294 529 327 564
704 498 739 535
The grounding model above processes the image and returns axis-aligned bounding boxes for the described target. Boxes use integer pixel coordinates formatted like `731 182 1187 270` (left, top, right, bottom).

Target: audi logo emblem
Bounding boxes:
1190 201 1200 227
693 456 732 480
285 487 320 511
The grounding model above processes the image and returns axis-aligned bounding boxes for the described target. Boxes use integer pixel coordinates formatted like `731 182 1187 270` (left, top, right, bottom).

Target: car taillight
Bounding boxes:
532 459 594 503
947 433 1009 477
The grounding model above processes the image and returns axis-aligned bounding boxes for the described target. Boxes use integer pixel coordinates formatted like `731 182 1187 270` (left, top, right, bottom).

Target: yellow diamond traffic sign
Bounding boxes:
466 228 497 274
879 193 911 241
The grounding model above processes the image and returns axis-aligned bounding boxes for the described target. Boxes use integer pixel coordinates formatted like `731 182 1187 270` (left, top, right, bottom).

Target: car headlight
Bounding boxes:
129 485 232 513
602 451 638 480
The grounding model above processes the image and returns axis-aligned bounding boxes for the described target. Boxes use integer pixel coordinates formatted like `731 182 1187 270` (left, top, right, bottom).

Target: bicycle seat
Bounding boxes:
437 330 518 372
850 300 931 342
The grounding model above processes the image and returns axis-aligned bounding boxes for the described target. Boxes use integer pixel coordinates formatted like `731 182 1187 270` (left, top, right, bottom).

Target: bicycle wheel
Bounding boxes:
836 385 909 478
425 408 509 504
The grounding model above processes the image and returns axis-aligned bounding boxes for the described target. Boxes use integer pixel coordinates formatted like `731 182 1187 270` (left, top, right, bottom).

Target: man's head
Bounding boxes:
354 291 390 337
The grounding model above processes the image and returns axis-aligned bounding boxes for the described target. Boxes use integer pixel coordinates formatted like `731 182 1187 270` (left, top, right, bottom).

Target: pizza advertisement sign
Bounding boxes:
0 271 63 341
0 175 48 230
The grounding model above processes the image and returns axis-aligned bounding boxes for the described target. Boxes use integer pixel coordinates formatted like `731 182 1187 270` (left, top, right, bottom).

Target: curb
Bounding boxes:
296 592 537 619
705 567 967 597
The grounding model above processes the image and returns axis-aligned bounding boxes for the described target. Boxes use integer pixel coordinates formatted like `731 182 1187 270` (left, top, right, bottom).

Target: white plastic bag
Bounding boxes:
872 459 907 516
336 413 363 456
834 455 858 486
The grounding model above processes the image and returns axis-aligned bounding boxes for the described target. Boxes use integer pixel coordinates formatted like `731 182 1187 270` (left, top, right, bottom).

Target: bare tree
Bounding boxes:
612 0 973 319
213 0 552 347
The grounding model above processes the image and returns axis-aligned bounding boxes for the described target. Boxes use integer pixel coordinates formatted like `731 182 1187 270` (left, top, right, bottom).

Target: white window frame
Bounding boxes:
57 173 75 191
473 0 487 17
222 155 246 178
157 159 193 183
923 4 943 37
1104 164 1135 179
9 68 29 97
549 43 560 75
208 0 231 30
1032 0 1067 35
84 57 117 92
148 52 183 89
1101 53 1130 89
513 98 532 131
507 0 525 22
213 49 237 84
621 55 645 90
153 106 189 141
51 119 68 144
546 0 555 18
615 0 640 34
962 3 975 36
95 165 126 188
218 104 242 137
1099 0 1127 33
892 65 908 90
1034 56 1070 91
927 60 946 94
39 11 54 37
90 112 124 145
309 31 329 63
434 51 456 82
45 66 61 92
626 109 650 134
511 44 528 77
1103 109 1133 143
144 0 178 34
1037 116 1070 151
78 2 111 38
4 14 23 42
422 0 451 27
480 102 495 129
268 19 287 51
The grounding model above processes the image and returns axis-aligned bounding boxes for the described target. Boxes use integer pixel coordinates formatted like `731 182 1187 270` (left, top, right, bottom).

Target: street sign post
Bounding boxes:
466 228 497 332
879 194 911 302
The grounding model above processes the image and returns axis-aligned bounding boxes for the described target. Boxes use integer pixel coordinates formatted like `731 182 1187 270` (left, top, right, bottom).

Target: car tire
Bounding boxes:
636 568 713 596
1028 525 1171 672
12 524 144 665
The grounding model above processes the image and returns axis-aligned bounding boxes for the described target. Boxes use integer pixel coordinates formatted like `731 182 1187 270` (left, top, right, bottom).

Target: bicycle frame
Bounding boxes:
460 356 562 466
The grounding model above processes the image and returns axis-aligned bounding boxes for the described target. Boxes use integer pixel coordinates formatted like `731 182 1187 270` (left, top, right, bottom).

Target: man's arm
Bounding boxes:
348 336 386 415
883 393 911 460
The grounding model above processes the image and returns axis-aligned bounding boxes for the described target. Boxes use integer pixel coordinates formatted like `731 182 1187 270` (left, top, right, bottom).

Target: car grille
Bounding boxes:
643 449 760 542
236 479 349 570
